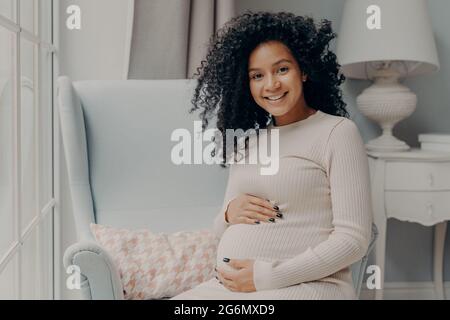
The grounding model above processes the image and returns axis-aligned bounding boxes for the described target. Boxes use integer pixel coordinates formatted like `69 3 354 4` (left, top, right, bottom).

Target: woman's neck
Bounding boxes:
273 104 316 126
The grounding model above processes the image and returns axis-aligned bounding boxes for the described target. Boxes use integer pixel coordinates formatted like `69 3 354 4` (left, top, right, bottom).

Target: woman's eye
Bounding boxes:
278 66 289 74
251 73 263 80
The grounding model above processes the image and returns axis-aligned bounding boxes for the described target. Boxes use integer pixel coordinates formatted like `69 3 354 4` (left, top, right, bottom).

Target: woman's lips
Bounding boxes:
264 92 288 104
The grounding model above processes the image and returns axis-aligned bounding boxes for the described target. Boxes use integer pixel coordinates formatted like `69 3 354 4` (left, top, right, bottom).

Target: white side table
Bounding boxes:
368 148 450 300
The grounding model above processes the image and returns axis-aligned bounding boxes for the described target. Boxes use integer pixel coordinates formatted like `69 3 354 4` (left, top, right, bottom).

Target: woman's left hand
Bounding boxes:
216 259 256 293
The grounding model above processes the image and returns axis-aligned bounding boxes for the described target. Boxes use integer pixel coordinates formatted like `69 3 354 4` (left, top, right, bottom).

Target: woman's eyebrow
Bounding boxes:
248 59 293 72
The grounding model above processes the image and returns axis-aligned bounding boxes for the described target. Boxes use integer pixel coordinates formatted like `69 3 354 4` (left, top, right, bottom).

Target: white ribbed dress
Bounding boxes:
171 110 373 300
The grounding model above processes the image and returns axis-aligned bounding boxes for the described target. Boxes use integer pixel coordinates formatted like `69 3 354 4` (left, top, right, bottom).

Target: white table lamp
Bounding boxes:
337 0 439 152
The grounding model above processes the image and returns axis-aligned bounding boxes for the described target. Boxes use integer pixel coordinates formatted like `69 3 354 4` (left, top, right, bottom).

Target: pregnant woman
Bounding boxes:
171 11 373 300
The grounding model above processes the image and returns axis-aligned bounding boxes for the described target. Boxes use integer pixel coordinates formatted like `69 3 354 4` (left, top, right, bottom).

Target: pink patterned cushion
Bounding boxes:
90 223 219 300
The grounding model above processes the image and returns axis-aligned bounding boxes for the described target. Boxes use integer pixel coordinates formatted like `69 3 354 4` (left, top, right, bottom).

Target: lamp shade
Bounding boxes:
337 0 439 79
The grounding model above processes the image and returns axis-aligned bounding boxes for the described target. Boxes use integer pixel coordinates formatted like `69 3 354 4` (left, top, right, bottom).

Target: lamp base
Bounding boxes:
356 69 417 153
366 133 410 152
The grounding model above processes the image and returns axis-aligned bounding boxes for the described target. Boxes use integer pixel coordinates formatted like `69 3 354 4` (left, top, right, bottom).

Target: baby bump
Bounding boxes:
215 223 310 269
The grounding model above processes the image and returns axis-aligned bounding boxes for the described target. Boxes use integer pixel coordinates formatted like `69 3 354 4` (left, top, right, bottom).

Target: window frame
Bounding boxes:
0 0 57 299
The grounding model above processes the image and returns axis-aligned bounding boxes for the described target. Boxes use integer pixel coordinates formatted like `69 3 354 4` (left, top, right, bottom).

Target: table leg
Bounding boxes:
433 221 447 300
374 216 386 300
370 158 387 300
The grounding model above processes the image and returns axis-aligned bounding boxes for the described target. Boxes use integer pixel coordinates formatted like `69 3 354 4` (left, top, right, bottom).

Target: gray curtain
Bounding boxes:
128 0 236 79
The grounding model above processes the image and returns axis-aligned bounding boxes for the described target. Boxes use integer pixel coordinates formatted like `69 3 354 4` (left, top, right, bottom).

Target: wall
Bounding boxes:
237 0 450 284
59 0 132 80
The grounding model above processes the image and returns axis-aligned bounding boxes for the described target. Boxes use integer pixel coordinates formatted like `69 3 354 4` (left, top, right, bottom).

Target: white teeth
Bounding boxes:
266 93 286 101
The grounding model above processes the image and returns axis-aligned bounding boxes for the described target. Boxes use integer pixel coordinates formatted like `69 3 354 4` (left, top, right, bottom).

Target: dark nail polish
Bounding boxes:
269 218 276 223
219 281 223 284
255 221 260 224
215 276 219 280
214 267 217 271
276 213 283 218
223 257 230 263
273 205 279 210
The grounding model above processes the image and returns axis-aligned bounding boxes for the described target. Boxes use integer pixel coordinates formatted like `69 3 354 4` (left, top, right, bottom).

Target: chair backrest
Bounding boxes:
57 77 376 297
57 77 228 240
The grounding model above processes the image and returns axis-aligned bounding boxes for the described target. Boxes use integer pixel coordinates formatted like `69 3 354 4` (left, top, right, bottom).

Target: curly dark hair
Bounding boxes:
190 11 348 165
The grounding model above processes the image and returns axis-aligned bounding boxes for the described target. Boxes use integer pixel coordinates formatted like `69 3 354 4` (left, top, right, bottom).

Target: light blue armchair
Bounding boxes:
58 77 377 300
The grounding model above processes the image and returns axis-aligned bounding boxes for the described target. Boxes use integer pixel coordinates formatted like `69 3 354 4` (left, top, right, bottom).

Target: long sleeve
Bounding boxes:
252 119 373 291
212 164 240 239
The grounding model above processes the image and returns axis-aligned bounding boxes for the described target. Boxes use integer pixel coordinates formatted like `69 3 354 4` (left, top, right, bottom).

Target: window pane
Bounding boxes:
0 27 15 259
0 0 15 21
20 37 37 233
38 213 53 299
0 254 18 299
39 39 52 209
20 0 37 35
20 227 38 299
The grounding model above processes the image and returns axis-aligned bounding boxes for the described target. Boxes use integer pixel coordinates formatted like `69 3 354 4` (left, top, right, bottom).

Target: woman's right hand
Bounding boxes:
225 194 282 225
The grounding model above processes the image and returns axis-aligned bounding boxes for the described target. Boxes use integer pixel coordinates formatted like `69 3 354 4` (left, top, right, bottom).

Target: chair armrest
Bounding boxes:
63 241 124 300
351 223 379 298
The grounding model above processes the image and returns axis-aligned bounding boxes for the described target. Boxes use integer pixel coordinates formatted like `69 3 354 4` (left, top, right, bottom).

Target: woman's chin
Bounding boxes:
267 107 289 117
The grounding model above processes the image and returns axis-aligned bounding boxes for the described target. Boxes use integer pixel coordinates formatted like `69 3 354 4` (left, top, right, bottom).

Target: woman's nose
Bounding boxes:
265 76 281 91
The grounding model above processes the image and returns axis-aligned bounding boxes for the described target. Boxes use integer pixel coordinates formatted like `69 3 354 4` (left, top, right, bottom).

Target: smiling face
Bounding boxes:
248 41 312 126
